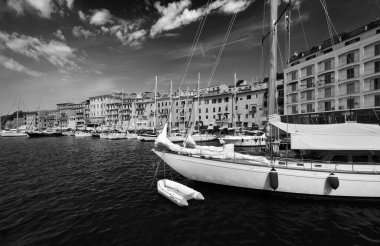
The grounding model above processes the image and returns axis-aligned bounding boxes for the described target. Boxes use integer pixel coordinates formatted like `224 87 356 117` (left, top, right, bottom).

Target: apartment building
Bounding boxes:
284 19 380 123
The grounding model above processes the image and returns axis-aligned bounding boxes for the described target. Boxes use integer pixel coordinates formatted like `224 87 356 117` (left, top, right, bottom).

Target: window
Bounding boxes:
205 100 209 104
225 106 228 111
247 95 251 99
218 98 222 103
306 66 313 76
225 97 229 102
324 101 331 111
306 103 313 112
218 107 221 112
291 71 297 80
347 83 355 94
291 94 297 103
375 44 380 56
331 155 348 162
375 78 380 90
291 83 297 92
235 106 237 110
292 105 297 114
206 108 208 113
306 91 313 100
306 78 313 88
346 52 355 64
347 98 355 109
375 95 380 107
353 155 369 163
212 99 216 104
213 115 215 119
235 97 238 102
213 108 215 112
347 68 355 79
245 105 248 109
206 115 208 119
246 114 248 119
375 61 380 73
325 88 332 98
325 60 331 70
325 73 333 84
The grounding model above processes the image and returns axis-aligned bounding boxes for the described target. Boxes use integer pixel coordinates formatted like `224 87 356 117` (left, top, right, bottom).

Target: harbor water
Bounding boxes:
1 137 380 245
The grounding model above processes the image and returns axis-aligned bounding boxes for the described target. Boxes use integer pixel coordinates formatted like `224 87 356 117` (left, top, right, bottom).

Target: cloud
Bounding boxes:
65 0 74 9
0 31 80 72
78 10 86 21
72 26 94 39
0 54 42 76
53 29 65 41
150 0 254 37
7 0 24 15
90 9 112 25
25 0 53 18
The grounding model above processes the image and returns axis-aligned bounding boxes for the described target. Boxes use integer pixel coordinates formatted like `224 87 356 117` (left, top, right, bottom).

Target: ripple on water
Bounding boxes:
1 137 380 245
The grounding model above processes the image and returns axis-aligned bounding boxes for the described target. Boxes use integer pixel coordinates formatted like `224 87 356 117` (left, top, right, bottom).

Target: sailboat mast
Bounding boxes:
234 73 237 131
169 80 173 134
16 95 20 130
154 76 158 130
268 0 278 116
197 73 200 132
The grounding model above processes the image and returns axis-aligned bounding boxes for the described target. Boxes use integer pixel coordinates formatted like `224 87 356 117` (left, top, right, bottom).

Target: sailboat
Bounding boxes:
218 73 266 147
153 0 380 199
1 96 28 137
138 76 159 142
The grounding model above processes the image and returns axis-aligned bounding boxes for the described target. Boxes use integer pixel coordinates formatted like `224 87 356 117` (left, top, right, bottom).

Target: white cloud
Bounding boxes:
25 0 53 18
90 9 112 26
65 0 74 9
0 54 42 76
7 0 24 15
150 0 254 37
0 31 80 72
78 10 86 21
53 29 65 41
72 26 94 39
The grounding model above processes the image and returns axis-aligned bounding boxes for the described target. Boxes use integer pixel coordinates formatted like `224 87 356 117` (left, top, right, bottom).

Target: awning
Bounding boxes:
269 115 380 150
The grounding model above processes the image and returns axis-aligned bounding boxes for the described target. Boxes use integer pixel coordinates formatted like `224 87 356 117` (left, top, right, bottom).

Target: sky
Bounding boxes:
0 0 380 114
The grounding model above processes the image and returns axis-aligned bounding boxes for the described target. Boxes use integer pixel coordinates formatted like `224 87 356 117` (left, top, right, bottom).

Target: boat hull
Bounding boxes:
0 132 28 137
26 132 63 137
153 150 380 198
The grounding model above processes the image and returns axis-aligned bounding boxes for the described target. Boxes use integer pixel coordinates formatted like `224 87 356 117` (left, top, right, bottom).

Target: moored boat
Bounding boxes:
157 179 204 206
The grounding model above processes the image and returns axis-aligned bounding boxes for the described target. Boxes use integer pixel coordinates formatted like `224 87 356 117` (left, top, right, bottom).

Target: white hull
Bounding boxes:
219 135 266 147
0 131 28 137
153 150 380 198
138 135 157 142
108 133 138 140
157 179 204 206
75 132 92 137
99 133 109 139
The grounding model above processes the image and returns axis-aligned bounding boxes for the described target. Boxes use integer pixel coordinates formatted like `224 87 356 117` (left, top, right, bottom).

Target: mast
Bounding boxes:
169 80 173 134
197 73 200 132
234 73 237 132
16 95 20 131
154 75 158 131
268 0 278 116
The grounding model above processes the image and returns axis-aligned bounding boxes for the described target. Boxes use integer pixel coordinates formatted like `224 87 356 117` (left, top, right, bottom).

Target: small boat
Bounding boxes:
26 129 63 137
74 131 92 137
0 129 28 137
157 179 204 206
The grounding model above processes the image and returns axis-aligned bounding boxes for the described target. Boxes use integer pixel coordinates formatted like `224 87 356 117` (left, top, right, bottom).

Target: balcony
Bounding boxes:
317 79 335 88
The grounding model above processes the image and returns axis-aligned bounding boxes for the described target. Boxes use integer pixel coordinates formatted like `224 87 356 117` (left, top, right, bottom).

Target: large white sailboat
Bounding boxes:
153 0 380 199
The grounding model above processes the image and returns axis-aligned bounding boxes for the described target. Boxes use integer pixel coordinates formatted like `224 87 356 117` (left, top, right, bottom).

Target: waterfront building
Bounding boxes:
284 19 380 124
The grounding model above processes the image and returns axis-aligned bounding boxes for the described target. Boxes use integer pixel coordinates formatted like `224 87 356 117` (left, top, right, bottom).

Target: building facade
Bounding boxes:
284 19 380 124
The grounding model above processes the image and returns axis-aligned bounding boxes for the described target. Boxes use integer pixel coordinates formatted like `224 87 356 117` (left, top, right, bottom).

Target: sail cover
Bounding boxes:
270 119 380 150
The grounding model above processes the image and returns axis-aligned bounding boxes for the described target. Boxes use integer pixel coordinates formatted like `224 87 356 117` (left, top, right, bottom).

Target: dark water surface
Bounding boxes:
1 137 380 246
